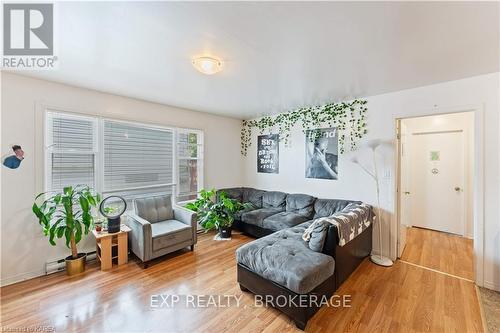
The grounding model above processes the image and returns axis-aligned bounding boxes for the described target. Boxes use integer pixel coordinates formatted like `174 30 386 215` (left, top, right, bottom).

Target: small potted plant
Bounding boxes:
186 189 249 239
32 185 100 275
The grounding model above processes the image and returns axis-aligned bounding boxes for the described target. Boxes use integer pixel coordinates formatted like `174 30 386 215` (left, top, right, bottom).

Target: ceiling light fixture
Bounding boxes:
192 56 223 75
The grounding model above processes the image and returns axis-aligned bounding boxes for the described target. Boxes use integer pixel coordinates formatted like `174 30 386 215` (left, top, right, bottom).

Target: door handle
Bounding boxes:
454 187 462 192
404 191 411 195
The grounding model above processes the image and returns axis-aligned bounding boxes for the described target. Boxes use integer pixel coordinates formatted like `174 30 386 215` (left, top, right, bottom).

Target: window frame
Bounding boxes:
99 117 177 198
175 128 204 205
44 108 204 204
44 110 99 192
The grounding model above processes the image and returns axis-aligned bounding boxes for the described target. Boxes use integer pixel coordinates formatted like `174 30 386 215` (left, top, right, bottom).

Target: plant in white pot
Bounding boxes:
32 185 100 275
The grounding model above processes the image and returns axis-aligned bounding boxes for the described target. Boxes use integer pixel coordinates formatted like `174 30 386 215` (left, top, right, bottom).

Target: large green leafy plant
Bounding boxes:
185 189 249 231
32 185 100 259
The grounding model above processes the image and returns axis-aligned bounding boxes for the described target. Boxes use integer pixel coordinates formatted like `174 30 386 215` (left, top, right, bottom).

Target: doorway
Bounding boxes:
396 112 475 280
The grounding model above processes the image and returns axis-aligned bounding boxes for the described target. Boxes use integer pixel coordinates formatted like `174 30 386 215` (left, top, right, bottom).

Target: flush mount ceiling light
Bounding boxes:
192 56 223 75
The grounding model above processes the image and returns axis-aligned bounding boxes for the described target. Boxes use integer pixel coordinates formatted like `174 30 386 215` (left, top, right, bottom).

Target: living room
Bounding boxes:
1 2 499 332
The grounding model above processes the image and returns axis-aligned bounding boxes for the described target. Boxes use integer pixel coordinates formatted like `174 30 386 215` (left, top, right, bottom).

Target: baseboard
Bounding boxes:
1 269 45 287
483 280 500 292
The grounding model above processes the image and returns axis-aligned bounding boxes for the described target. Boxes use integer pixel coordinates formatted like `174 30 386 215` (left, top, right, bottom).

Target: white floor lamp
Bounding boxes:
351 139 394 267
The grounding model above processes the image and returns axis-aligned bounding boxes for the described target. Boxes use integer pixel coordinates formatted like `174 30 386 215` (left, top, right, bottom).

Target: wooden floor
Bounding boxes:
400 227 474 280
1 232 483 332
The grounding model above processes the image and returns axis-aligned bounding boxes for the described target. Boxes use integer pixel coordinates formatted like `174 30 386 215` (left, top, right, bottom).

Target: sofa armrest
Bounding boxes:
125 214 152 262
173 206 197 245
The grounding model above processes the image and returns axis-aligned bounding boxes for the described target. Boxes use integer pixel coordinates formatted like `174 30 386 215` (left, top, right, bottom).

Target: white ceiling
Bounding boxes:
18 1 499 119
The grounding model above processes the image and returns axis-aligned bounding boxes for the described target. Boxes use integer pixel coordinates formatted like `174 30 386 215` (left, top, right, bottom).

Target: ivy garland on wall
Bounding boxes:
241 99 368 156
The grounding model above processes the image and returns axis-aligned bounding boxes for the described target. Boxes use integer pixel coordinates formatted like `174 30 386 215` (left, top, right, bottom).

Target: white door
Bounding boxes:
398 122 410 257
410 131 465 235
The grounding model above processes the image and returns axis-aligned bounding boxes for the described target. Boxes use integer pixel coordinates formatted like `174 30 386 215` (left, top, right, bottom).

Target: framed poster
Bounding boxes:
257 134 279 174
305 128 338 180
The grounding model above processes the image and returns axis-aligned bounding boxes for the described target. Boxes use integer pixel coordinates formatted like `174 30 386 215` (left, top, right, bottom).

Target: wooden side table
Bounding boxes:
92 224 131 270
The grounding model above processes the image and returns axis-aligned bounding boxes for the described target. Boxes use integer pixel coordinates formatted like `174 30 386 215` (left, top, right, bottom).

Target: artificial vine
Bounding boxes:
241 99 368 156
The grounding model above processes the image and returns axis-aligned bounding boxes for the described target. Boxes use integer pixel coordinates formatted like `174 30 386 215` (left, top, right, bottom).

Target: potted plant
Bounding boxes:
186 189 249 238
32 185 100 275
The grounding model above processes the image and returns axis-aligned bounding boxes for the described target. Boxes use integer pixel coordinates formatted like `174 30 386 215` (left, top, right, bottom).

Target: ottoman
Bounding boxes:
236 222 336 330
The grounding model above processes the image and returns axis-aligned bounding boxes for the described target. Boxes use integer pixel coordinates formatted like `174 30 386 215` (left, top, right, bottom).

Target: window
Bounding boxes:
103 120 174 201
45 111 98 192
45 110 203 204
176 129 203 203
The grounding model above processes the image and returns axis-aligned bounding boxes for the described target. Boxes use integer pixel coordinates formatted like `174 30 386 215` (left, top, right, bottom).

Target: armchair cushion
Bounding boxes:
134 195 173 223
173 206 197 245
151 220 192 252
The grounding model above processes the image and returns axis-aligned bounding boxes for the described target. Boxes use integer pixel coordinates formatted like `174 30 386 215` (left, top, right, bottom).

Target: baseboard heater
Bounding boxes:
45 251 97 275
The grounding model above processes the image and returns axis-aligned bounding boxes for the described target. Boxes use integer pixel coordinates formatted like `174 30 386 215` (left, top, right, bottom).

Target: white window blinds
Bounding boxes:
103 120 174 199
46 112 97 191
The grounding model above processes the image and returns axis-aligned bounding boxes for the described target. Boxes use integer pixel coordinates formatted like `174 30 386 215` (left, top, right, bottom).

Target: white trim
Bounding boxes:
392 104 485 287
101 116 175 133
102 183 177 194
175 128 204 203
483 281 500 291
44 111 99 193
0 269 46 287
39 104 205 209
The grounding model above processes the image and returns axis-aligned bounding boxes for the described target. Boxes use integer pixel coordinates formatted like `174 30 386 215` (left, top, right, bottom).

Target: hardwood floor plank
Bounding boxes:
1 232 483 332
401 227 474 280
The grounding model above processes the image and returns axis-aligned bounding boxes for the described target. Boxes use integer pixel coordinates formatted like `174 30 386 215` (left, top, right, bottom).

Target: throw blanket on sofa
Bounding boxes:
302 203 374 246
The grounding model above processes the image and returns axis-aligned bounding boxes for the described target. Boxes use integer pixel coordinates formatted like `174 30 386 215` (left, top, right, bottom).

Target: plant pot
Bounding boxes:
65 253 86 276
219 226 232 239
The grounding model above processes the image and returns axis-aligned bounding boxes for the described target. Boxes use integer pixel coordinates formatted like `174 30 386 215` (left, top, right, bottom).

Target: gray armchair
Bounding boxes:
125 194 197 267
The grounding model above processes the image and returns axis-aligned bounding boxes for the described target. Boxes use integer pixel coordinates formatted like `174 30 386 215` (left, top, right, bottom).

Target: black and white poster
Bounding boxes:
305 128 338 180
257 134 279 173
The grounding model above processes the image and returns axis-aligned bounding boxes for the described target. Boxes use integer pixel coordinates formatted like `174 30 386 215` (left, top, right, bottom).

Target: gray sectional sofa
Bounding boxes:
219 187 373 330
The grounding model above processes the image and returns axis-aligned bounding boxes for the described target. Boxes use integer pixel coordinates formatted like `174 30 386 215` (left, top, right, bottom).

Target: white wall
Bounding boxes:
402 112 474 238
0 72 244 286
244 72 500 291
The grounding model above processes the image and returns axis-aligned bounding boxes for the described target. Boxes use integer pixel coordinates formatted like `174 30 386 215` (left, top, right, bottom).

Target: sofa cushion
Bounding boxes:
242 188 265 209
262 191 287 208
234 206 255 220
151 220 192 251
285 194 316 218
262 212 309 231
134 195 173 223
241 207 284 227
236 223 334 294
313 199 360 219
219 188 244 202
306 219 330 252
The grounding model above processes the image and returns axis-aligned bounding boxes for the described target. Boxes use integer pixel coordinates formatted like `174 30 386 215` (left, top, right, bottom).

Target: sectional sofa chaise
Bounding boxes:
218 187 373 330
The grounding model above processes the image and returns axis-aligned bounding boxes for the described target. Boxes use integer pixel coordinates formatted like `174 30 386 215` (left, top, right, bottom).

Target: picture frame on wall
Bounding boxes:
257 134 279 174
305 128 338 180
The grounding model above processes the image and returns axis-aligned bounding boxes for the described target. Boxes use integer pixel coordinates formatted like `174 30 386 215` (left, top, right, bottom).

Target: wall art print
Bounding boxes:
305 128 338 180
257 134 279 174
